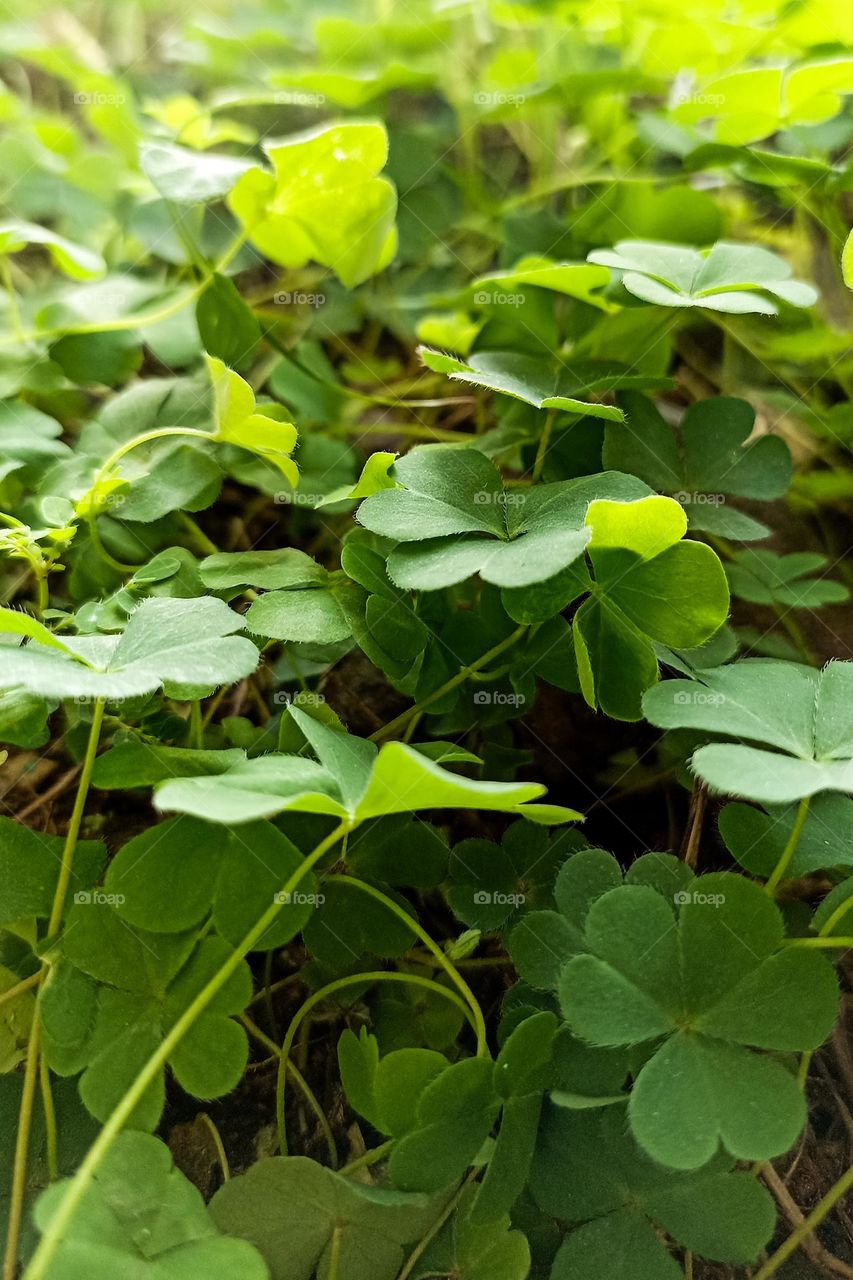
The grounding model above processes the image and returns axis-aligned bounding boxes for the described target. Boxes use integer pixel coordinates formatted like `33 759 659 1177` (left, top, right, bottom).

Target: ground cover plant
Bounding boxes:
1 1 853 1277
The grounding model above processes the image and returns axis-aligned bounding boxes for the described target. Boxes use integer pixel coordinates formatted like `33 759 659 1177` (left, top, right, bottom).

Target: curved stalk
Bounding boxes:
24 820 350 1280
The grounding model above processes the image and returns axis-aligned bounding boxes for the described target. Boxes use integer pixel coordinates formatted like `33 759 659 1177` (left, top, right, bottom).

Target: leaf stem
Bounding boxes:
752 1162 853 1280
329 876 488 1055
23 820 350 1280
240 1013 339 1167
370 624 528 743
3 1020 41 1280
275 969 477 1156
48 699 106 937
531 408 556 483
764 796 811 897
339 1138 395 1177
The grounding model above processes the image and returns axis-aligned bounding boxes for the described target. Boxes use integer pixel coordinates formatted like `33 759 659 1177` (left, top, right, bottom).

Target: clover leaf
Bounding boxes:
41 925 252 1129
603 394 792 540
102 816 320 948
356 445 650 589
0 597 259 700
643 658 853 802
207 355 298 487
210 1154 445 1280
419 348 671 420
447 820 579 931
227 121 397 287
200 548 355 644
719 792 853 878
155 705 580 825
571 495 730 719
33 1131 268 1280
557 874 838 1168
726 548 848 608
0 219 105 280
672 59 853 146
588 240 817 313
531 1107 776 1280
466 256 617 312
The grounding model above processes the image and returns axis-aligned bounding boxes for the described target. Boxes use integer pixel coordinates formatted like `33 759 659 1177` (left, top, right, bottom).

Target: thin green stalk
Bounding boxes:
197 1113 230 1181
370 624 528 743
275 970 477 1156
339 1138 395 1177
39 1057 58 1182
752 1163 853 1280
396 1170 477 1280
3 1021 41 1280
24 820 350 1280
328 876 488 1055
327 1225 343 1280
531 408 556 483
764 796 810 897
240 1013 338 1168
5 700 106 1274
0 972 40 1009
48 700 106 937
783 936 853 950
0 231 247 350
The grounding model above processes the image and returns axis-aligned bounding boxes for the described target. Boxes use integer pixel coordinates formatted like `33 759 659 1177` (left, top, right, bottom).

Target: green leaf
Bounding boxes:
207 355 298 487
210 1155 445 1280
726 549 848 608
140 140 256 203
388 1057 500 1192
0 219 105 280
155 713 581 826
33 1131 268 1278
228 121 397 287
0 817 105 925
643 659 853 802
558 874 837 1167
532 1106 775 1278
419 348 670 419
719 793 853 877
196 274 260 370
603 394 791 540
588 240 817 313
358 446 649 589
104 816 318 948
0 597 260 700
